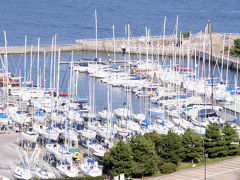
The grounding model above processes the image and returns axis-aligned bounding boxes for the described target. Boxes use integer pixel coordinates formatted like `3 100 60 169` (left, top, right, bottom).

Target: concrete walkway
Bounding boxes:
150 157 240 180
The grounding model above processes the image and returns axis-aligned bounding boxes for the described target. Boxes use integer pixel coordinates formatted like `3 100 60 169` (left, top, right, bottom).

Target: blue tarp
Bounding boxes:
87 159 94 164
111 70 125 73
227 119 237 123
141 119 154 127
20 162 25 168
0 113 7 118
17 110 22 114
159 121 165 126
129 76 141 80
148 110 164 117
89 141 96 145
65 158 70 165
103 65 117 69
33 112 44 117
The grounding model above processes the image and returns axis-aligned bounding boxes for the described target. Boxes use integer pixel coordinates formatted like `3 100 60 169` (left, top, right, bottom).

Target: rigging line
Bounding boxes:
0 55 6 72
14 54 23 76
60 56 71 92
40 52 51 83
9 55 17 75
27 50 37 81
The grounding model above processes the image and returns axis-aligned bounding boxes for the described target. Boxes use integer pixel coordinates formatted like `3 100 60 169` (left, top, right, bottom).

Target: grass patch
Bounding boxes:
143 155 240 179
177 155 240 171
142 171 163 179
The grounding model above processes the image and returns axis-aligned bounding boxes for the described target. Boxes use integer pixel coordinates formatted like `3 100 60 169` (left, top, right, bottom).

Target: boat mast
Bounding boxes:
112 25 116 64
145 27 149 64
208 20 214 109
95 10 98 59
30 45 33 83
226 41 230 87
220 34 225 82
43 51 46 91
175 16 179 46
4 31 8 115
37 37 40 88
57 49 61 100
50 36 54 90
53 34 57 90
24 35 27 86
162 16 166 66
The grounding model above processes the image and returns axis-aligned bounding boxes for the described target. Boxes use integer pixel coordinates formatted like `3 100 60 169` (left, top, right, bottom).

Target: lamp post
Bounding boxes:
204 153 208 180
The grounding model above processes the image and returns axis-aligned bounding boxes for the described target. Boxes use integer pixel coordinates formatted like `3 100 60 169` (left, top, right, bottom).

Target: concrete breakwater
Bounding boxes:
0 32 239 68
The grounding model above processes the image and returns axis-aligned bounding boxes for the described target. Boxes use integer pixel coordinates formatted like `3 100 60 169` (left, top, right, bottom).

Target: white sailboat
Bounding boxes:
80 159 102 177
57 163 78 178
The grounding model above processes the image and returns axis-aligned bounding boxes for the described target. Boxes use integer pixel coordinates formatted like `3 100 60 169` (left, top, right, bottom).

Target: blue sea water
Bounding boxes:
0 0 239 45
0 0 239 112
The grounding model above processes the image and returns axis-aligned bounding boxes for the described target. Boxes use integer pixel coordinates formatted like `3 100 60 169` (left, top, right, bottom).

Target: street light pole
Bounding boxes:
204 153 208 180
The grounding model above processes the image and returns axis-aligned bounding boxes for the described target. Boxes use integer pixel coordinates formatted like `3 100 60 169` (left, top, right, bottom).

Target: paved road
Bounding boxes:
0 133 21 179
150 157 240 180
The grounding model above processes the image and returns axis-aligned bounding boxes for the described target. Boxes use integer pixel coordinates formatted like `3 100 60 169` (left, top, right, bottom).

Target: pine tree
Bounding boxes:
130 135 159 176
144 131 163 155
204 123 227 158
222 122 240 156
160 130 183 165
103 140 135 177
182 128 203 163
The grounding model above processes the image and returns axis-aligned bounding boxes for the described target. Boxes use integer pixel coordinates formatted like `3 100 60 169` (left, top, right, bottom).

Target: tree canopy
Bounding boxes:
160 130 183 164
222 122 240 156
204 123 227 158
103 140 135 177
182 128 204 163
130 135 159 176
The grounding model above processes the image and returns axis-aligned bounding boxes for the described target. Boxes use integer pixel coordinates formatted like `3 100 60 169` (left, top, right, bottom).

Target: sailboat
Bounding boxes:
13 164 32 180
80 159 102 177
56 163 78 178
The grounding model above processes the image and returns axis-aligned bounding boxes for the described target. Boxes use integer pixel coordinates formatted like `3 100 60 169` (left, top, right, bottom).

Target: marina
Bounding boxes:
1 31 240 179
0 1 240 180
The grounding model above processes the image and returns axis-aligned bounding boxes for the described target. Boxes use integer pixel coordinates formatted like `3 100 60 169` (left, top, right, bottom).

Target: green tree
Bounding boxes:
160 130 183 165
130 135 159 176
103 140 135 177
182 129 204 163
222 122 240 156
144 131 163 155
230 39 240 56
204 123 227 158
